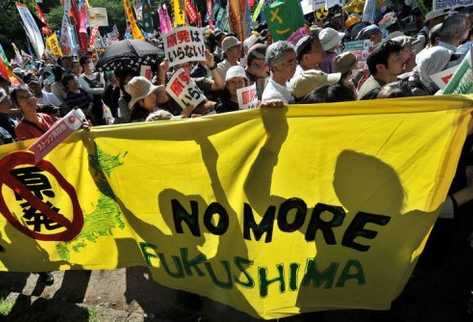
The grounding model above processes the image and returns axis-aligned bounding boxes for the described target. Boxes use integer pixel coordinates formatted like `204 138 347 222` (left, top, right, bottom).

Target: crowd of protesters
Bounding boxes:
2 2 473 320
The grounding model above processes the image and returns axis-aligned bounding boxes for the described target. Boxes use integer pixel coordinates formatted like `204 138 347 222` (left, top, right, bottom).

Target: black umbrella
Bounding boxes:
96 39 164 72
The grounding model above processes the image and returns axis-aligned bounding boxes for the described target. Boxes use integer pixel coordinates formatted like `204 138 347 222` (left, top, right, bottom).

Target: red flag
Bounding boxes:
35 4 52 36
185 0 199 24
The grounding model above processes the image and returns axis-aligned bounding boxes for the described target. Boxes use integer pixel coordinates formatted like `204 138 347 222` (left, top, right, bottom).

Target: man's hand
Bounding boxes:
204 49 215 69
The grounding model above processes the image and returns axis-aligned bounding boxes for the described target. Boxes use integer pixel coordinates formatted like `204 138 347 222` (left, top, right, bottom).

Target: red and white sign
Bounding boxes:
166 68 207 110
237 84 258 109
29 109 86 163
431 65 460 89
163 26 206 67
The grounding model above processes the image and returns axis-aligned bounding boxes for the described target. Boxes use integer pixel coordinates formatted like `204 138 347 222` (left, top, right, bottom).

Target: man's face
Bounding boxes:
303 39 326 68
227 45 242 61
386 51 404 77
247 58 268 78
67 77 80 92
0 97 13 113
274 50 297 81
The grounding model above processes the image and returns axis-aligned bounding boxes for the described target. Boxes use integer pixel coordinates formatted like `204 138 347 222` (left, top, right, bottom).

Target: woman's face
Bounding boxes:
16 90 38 113
226 77 247 97
140 92 157 111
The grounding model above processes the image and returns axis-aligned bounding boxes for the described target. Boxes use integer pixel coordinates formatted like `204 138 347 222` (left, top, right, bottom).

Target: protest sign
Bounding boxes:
163 26 206 67
265 0 305 41
443 50 473 94
433 0 473 11
88 7 109 27
431 65 459 89
301 0 325 14
0 95 471 319
29 109 85 164
46 33 63 58
343 39 373 70
140 65 153 80
166 68 206 109
326 0 343 8
237 84 258 109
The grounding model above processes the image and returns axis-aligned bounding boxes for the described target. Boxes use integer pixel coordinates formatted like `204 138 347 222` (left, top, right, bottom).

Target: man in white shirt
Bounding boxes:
261 41 297 104
216 36 242 80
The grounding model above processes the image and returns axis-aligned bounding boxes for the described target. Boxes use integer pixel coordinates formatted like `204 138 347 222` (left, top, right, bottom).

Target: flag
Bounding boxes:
362 0 378 23
123 0 145 40
16 2 45 58
0 55 21 86
61 11 80 56
141 0 155 34
46 32 64 57
185 0 199 24
34 4 52 35
11 43 23 66
78 0 90 52
228 0 246 41
252 0 265 22
264 0 305 41
206 0 214 27
158 5 173 34
173 0 186 26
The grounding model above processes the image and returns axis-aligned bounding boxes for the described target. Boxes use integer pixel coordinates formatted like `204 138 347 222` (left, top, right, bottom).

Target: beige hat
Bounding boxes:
222 36 241 53
125 76 162 110
333 52 357 74
292 70 341 98
225 66 248 82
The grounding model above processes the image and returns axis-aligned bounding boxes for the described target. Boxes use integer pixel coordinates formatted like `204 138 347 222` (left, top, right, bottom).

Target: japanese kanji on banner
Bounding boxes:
46 33 63 57
163 26 206 67
1 95 473 319
166 68 206 109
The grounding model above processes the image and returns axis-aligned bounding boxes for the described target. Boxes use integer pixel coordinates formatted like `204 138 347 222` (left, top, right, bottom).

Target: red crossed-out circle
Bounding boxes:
0 151 84 241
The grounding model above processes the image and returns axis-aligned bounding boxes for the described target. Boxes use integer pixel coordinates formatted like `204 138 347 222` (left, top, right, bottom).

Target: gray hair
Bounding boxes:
265 41 295 67
438 14 468 42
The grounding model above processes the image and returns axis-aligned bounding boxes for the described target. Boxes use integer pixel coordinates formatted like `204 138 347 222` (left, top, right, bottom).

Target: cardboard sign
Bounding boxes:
433 0 473 11
88 7 109 27
165 68 206 109
163 26 206 67
46 33 63 58
140 65 153 80
29 109 86 163
431 65 459 89
237 84 258 109
343 40 373 70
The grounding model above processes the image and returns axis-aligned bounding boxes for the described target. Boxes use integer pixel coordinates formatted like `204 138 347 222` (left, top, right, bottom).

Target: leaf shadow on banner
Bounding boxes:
106 134 260 321
294 150 438 320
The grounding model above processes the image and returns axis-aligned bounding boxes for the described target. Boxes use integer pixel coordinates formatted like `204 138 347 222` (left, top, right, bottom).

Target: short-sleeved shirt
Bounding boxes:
15 113 58 141
262 78 294 104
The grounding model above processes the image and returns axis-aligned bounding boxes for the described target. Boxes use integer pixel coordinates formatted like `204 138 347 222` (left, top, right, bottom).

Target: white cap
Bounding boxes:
225 66 248 82
319 28 345 52
222 36 242 53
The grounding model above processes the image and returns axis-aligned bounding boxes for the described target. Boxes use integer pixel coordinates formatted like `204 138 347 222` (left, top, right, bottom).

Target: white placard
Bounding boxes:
237 84 258 109
88 8 109 27
166 68 207 110
433 0 473 11
301 0 325 14
431 65 460 89
343 40 373 70
163 26 206 67
326 0 342 8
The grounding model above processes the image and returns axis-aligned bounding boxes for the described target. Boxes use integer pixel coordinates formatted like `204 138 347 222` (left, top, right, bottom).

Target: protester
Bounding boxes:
358 40 404 99
319 27 345 73
215 66 248 114
63 74 93 115
28 79 62 107
216 35 242 79
11 86 58 141
262 41 297 103
125 76 172 122
245 44 268 100
0 88 17 144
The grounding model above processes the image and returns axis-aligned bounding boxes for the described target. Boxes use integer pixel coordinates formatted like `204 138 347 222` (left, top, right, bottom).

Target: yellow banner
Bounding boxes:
173 0 186 26
46 32 63 57
123 0 144 40
0 96 472 319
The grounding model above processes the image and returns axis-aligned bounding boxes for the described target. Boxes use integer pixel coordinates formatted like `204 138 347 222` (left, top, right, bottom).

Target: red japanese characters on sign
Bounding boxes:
163 26 206 67
166 68 206 109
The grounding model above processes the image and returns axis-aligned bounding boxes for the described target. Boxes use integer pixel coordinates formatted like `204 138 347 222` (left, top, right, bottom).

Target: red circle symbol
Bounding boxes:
0 151 84 241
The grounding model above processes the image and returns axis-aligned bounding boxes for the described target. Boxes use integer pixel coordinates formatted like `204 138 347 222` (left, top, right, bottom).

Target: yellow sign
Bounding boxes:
0 96 472 319
46 32 63 57
123 0 144 40
173 0 186 26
